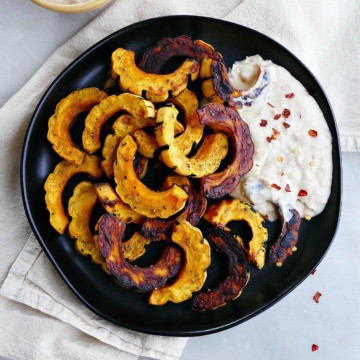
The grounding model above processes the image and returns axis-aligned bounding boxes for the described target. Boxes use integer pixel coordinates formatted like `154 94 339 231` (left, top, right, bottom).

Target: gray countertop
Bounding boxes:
1 2 359 359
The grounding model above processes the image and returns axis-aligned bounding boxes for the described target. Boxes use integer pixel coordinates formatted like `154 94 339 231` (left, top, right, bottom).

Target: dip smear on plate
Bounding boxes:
229 56 332 222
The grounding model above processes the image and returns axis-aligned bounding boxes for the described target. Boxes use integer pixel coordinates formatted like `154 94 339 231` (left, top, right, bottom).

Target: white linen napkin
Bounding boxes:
0 0 359 359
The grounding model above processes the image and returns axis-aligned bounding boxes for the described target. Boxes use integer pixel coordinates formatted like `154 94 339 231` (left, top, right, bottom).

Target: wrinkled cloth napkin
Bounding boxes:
1 0 359 359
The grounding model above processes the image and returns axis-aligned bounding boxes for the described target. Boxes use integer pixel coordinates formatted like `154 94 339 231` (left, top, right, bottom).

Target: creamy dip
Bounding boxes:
229 56 332 222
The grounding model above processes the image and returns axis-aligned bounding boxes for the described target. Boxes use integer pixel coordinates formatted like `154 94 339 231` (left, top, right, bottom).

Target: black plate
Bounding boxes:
21 16 341 336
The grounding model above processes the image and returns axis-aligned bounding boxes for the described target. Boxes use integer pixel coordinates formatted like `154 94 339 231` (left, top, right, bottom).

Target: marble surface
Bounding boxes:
1 2 359 359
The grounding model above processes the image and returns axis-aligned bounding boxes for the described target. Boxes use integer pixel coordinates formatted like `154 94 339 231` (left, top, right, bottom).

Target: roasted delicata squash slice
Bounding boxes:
197 103 254 198
93 216 148 263
114 135 188 218
98 215 182 291
155 105 228 177
101 134 148 179
82 93 155 154
68 182 104 266
170 89 204 155
203 199 268 269
44 155 103 234
112 113 156 138
193 224 250 311
48 88 107 165
112 113 184 138
94 183 144 224
133 130 159 158
139 35 223 74
142 175 207 241
149 220 211 305
267 207 301 266
111 48 200 103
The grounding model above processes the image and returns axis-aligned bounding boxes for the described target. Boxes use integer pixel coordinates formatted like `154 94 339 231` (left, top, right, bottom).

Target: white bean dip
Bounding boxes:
229 55 332 222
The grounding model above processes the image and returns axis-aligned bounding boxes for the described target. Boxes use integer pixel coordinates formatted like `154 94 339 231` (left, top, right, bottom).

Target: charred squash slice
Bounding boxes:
114 135 188 218
267 207 301 266
98 214 182 291
197 103 254 198
94 183 144 224
193 224 250 311
44 155 103 234
203 199 268 269
48 88 107 165
94 216 148 262
155 106 228 177
142 175 207 241
111 48 200 103
200 59 239 103
139 35 223 73
170 89 204 155
68 182 103 265
149 220 211 305
82 93 155 154
101 134 148 179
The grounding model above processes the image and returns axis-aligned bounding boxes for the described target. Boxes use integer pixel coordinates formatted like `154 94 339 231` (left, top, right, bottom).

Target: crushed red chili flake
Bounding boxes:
274 114 281 120
263 215 269 220
282 108 291 118
271 183 281 191
308 129 318 137
285 93 295 98
260 119 268 127
312 344 319 352
266 136 275 143
267 102 274 108
285 184 291 192
272 128 280 135
298 189 308 197
313 292 322 303
283 122 290 129
311 269 317 275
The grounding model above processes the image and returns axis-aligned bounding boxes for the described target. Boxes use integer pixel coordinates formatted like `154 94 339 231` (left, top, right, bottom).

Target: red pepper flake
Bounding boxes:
282 108 291 118
285 184 291 192
271 183 281 191
285 93 295 98
298 189 308 197
267 102 274 108
263 215 269 220
313 292 322 303
273 114 281 120
308 129 318 137
272 128 280 135
283 122 290 129
260 119 268 127
311 269 317 275
312 344 319 352
266 136 276 143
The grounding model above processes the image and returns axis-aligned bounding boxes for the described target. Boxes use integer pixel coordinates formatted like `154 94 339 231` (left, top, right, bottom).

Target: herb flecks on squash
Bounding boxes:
114 135 188 218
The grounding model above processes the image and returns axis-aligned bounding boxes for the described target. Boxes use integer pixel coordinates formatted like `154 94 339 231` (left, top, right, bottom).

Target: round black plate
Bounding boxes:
21 16 341 336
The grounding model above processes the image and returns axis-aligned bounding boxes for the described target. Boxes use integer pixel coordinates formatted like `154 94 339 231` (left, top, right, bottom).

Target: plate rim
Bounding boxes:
20 15 342 337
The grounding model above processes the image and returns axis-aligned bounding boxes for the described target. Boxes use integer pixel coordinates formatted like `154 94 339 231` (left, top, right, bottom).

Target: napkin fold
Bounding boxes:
1 0 359 359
